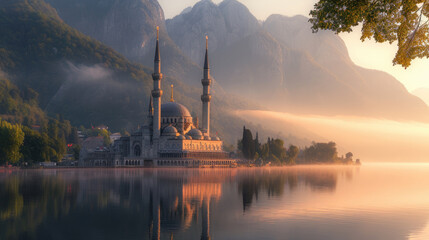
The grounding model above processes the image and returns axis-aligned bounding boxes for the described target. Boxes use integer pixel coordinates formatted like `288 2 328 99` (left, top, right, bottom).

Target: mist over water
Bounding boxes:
237 110 429 162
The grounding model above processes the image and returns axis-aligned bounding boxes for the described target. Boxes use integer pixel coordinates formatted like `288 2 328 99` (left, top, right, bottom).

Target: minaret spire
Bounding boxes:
204 35 210 77
152 26 163 141
170 84 175 102
154 26 161 70
201 35 211 137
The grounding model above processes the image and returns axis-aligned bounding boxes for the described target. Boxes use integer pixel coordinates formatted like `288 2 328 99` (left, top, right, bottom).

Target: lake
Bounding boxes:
1 164 429 240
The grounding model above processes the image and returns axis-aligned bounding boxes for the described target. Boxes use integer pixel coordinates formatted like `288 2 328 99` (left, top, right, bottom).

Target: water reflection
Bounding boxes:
238 167 352 211
1 165 429 240
0 169 234 240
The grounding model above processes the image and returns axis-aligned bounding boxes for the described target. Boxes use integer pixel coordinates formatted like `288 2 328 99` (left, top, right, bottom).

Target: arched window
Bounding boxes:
134 145 141 157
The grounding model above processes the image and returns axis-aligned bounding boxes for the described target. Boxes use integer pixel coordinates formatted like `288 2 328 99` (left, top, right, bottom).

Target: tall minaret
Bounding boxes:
201 36 211 136
152 26 163 140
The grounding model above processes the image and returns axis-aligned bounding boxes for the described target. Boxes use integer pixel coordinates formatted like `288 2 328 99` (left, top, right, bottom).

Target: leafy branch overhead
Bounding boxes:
309 0 429 68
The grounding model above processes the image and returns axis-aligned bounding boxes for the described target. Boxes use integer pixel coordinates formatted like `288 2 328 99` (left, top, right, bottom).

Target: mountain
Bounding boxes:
165 0 429 121
412 88 429 106
0 0 285 145
0 0 158 129
0 1 204 130
44 0 213 90
166 0 260 64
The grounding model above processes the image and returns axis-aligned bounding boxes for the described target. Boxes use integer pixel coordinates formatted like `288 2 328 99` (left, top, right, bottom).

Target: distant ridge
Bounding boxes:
166 0 429 121
0 0 294 144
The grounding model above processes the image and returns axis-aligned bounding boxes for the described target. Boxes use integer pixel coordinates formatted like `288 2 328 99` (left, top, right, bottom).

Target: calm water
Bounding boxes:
1 164 429 240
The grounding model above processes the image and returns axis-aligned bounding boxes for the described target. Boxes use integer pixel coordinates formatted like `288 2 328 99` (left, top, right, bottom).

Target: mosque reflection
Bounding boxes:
0 167 354 240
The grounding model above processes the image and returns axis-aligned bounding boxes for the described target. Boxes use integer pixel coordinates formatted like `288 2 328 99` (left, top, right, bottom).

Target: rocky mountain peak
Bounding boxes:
46 0 166 60
166 0 260 64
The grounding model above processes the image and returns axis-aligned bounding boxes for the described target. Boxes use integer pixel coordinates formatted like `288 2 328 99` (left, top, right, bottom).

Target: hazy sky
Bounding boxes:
158 0 429 92
238 110 429 162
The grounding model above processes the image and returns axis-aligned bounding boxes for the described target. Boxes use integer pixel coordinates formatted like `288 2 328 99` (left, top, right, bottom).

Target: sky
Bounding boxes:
158 0 429 92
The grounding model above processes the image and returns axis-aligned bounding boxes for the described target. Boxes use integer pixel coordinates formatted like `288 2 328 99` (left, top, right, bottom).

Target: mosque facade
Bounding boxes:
80 29 235 168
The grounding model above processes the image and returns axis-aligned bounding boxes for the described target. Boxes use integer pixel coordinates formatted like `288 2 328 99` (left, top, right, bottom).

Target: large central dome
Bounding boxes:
161 102 192 118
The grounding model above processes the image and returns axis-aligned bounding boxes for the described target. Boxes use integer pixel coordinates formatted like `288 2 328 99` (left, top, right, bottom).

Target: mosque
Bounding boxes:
80 28 235 168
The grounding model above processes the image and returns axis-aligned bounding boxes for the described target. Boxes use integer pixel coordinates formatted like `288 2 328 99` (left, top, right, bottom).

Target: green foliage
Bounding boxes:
0 75 74 163
83 128 111 146
286 145 299 165
310 0 429 68
302 141 338 163
268 138 287 161
20 118 71 163
20 126 50 163
239 126 300 165
0 118 24 165
0 78 44 124
71 144 81 160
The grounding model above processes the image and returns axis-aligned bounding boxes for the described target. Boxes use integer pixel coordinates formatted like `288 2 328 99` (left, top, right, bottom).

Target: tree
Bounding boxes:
21 127 50 163
303 141 338 163
68 126 79 144
47 119 58 139
269 139 287 163
286 145 299 165
72 145 81 160
241 126 255 160
310 0 429 68
345 152 354 160
254 132 261 156
0 119 24 165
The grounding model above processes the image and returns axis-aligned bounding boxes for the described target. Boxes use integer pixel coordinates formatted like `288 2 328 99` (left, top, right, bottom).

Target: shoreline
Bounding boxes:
0 163 361 171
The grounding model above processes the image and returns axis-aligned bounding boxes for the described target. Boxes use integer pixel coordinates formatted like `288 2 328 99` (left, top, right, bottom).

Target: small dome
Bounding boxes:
185 135 192 140
163 126 178 136
187 128 203 140
177 135 186 140
161 102 191 118
212 136 220 141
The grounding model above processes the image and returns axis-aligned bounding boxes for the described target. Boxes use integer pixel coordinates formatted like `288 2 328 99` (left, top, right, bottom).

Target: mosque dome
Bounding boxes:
162 126 178 136
161 102 191 118
187 128 203 140
185 135 192 140
177 135 186 140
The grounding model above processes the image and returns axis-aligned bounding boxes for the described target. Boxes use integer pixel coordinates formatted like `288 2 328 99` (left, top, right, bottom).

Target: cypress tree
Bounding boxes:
242 128 255 160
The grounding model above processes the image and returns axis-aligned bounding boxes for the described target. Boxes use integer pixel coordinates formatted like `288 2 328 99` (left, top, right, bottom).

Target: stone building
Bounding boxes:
80 29 234 167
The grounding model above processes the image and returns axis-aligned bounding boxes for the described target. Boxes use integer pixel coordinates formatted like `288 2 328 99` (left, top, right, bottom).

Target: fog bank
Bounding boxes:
237 110 429 162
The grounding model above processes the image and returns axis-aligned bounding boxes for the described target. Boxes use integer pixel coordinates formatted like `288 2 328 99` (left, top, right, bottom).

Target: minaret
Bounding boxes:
147 96 154 143
201 36 211 136
152 26 163 140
